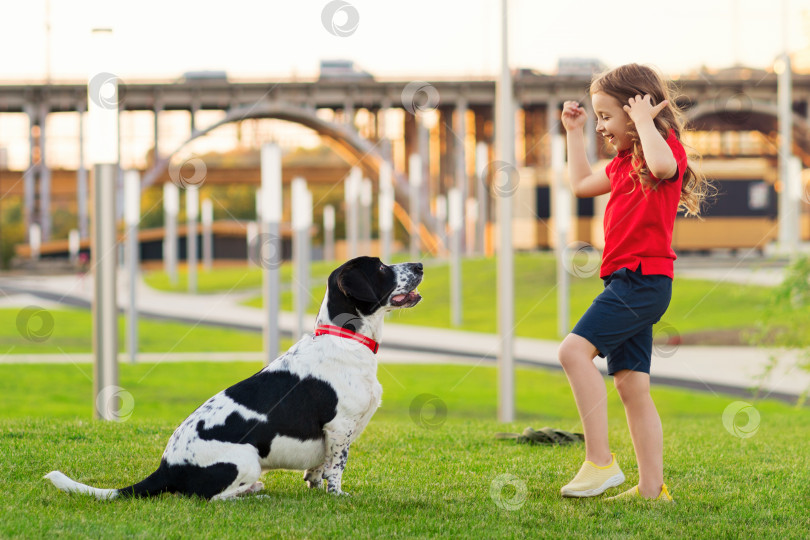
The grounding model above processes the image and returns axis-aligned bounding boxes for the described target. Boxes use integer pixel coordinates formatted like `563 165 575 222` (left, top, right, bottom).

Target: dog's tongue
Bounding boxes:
392 293 408 303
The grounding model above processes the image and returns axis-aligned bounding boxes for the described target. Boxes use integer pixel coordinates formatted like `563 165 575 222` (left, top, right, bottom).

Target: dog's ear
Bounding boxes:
337 267 378 303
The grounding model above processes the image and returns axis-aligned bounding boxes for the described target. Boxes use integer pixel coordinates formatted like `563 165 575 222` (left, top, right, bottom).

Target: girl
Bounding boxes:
558 63 710 501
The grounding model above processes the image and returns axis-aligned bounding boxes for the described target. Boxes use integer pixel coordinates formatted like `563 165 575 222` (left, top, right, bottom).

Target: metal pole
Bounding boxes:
409 153 422 258
379 161 393 263
92 163 119 420
124 170 140 364
449 188 463 327
261 143 282 363
475 141 488 255
89 26 119 421
292 178 308 339
186 186 199 293
163 182 179 286
552 134 571 337
201 198 213 271
496 0 515 423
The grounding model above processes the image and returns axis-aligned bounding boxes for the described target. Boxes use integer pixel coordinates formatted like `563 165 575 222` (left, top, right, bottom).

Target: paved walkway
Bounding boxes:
1 269 808 402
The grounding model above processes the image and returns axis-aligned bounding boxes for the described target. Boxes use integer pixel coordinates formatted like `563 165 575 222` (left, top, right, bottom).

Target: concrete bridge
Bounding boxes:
3 66 810 245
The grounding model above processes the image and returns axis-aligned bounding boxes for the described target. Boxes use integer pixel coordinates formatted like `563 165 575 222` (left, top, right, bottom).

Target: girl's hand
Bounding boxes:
623 94 669 126
561 101 587 132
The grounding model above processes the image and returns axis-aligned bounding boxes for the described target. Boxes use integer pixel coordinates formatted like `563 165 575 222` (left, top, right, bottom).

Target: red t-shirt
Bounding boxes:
600 131 687 279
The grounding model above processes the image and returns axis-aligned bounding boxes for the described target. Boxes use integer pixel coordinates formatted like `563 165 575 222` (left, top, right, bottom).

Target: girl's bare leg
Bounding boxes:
614 369 664 498
558 334 612 466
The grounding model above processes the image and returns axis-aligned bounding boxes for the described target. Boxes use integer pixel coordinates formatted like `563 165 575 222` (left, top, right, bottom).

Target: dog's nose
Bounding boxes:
413 263 423 274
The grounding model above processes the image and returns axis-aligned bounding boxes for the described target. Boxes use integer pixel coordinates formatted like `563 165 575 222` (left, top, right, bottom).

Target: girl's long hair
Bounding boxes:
590 63 712 217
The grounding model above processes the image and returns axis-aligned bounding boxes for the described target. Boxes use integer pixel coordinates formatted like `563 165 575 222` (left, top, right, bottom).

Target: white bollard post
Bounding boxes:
552 133 571 338
260 143 283 363
378 161 394 262
360 177 372 255
185 186 199 293
345 167 361 259
409 154 422 258
323 205 336 262
124 170 140 364
29 223 41 260
465 198 478 256
435 194 447 258
163 182 179 286
68 229 80 265
448 188 463 327
475 142 488 255
201 198 213 271
292 178 309 340
246 221 259 267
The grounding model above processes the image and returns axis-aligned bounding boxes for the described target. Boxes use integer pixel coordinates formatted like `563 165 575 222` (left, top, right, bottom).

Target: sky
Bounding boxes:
2 0 810 82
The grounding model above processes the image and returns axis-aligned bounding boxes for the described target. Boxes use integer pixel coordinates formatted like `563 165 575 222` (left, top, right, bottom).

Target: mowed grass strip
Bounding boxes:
1 362 808 538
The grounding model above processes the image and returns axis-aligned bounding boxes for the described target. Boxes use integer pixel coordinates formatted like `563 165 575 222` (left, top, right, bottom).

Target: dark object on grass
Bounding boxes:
495 427 584 445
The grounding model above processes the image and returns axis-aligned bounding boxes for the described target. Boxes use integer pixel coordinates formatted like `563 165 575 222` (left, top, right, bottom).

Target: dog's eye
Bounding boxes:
379 264 385 273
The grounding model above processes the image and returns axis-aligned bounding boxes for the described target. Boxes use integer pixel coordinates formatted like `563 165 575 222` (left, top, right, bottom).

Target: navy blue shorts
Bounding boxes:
571 266 672 376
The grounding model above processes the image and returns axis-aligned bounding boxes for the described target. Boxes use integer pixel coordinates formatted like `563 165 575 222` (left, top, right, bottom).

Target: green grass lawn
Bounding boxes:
1 362 808 537
0 307 267 354
236 253 773 341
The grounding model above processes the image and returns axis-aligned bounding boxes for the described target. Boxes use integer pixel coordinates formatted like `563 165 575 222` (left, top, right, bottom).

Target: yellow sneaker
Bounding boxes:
560 453 625 498
605 483 674 502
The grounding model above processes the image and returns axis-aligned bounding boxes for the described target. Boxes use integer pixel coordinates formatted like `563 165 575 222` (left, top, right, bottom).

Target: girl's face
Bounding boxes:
592 91 632 152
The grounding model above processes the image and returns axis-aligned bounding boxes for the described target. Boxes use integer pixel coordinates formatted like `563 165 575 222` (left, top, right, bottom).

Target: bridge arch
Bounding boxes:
685 98 810 136
141 103 441 242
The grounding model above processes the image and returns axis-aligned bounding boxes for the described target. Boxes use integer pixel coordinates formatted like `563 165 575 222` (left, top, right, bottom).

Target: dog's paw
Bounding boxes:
304 468 324 489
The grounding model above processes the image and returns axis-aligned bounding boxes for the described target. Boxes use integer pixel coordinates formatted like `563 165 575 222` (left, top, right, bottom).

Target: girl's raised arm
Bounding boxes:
561 101 610 198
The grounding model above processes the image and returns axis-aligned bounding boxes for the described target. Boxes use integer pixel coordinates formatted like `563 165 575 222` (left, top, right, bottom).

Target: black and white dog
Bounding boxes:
46 256 422 500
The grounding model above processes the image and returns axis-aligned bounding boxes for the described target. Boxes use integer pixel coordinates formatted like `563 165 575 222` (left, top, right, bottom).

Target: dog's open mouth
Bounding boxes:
390 289 421 307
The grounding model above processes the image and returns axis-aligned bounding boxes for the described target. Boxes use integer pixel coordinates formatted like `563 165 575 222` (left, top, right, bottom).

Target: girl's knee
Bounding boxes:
613 370 651 402
558 334 596 368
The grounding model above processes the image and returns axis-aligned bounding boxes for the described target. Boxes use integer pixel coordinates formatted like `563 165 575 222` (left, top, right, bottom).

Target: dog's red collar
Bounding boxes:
314 324 379 354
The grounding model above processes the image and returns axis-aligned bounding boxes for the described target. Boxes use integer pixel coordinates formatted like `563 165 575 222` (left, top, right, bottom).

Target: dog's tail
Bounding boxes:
44 471 119 500
45 465 172 500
